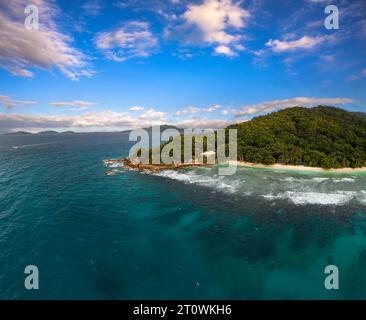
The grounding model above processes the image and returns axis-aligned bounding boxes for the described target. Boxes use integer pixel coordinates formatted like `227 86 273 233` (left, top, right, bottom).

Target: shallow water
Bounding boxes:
0 133 366 299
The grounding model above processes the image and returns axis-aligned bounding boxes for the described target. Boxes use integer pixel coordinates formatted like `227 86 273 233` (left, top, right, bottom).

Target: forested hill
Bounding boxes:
352 112 366 119
227 106 366 168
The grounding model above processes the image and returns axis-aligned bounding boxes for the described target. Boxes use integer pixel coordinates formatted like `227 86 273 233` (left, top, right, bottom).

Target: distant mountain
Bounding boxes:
228 106 366 168
121 125 184 134
61 131 76 134
37 131 59 135
143 125 184 133
4 131 32 135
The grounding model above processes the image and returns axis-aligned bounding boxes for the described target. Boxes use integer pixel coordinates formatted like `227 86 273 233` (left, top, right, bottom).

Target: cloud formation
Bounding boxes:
139 108 167 119
348 68 366 81
174 118 229 129
0 111 165 133
129 106 145 111
214 45 236 57
233 97 356 117
82 0 103 16
95 21 159 61
204 104 221 112
174 106 201 116
0 0 92 80
174 104 221 116
180 0 249 56
0 94 37 109
0 110 229 133
49 100 96 108
266 36 326 53
0 96 357 133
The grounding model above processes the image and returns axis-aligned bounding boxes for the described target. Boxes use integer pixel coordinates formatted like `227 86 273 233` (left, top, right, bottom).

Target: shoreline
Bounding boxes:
104 158 366 174
228 161 366 173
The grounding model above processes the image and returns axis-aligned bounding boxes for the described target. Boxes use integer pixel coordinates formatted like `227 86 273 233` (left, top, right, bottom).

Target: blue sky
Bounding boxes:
0 0 365 132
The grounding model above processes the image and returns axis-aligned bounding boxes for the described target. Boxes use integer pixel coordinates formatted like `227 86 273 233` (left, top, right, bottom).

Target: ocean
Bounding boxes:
0 132 366 299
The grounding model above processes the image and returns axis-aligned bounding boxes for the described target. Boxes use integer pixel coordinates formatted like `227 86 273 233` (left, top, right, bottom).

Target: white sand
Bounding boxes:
227 161 366 173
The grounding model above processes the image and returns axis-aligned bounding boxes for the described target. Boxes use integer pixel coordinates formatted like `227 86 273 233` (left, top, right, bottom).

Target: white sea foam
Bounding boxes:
280 177 329 184
311 177 329 183
281 177 355 184
12 143 52 149
333 178 355 183
281 177 297 182
357 191 366 205
154 170 193 183
104 162 123 168
152 170 239 193
263 191 363 206
148 168 366 206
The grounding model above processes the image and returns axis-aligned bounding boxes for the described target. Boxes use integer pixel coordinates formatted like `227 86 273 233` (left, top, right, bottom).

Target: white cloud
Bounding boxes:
139 108 167 120
204 104 221 112
347 68 366 81
174 118 229 129
266 36 326 53
95 21 159 61
82 0 103 16
49 101 96 109
174 106 201 116
181 0 249 56
0 107 228 132
0 94 37 109
10 67 34 78
233 97 356 117
129 106 145 111
0 0 92 80
0 110 167 133
319 54 335 62
214 45 236 57
174 104 221 116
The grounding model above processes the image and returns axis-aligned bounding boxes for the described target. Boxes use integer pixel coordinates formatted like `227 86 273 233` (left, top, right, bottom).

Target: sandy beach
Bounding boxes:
227 161 366 173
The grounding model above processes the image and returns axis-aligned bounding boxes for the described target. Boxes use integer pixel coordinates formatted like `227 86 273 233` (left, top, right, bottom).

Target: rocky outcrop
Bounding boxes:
103 158 210 173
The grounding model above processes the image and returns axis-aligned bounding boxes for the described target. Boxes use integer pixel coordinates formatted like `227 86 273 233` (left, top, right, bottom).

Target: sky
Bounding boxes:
0 0 365 133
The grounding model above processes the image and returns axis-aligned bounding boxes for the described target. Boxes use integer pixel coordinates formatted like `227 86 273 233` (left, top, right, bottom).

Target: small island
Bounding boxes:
37 131 59 135
104 106 366 174
4 131 33 135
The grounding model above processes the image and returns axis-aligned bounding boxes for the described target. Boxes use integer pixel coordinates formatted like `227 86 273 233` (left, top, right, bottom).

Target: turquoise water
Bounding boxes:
1 133 366 299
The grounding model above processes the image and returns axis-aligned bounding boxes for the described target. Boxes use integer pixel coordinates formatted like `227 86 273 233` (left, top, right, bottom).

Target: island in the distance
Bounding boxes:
4 131 33 135
105 106 366 173
4 130 77 135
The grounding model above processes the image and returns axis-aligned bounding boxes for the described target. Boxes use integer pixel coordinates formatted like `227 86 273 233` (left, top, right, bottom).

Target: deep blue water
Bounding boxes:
1 133 366 299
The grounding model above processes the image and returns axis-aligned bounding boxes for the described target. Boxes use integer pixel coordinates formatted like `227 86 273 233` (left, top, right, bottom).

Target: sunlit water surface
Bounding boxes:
0 133 366 299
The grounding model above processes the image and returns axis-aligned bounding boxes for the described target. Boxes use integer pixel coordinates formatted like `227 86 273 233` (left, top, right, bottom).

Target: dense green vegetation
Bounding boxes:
228 106 366 168
141 106 366 169
352 112 366 119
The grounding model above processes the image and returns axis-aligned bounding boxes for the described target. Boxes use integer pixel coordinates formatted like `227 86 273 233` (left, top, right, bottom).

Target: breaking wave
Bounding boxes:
262 191 365 206
104 162 124 168
152 170 240 193
12 143 53 149
148 167 366 206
